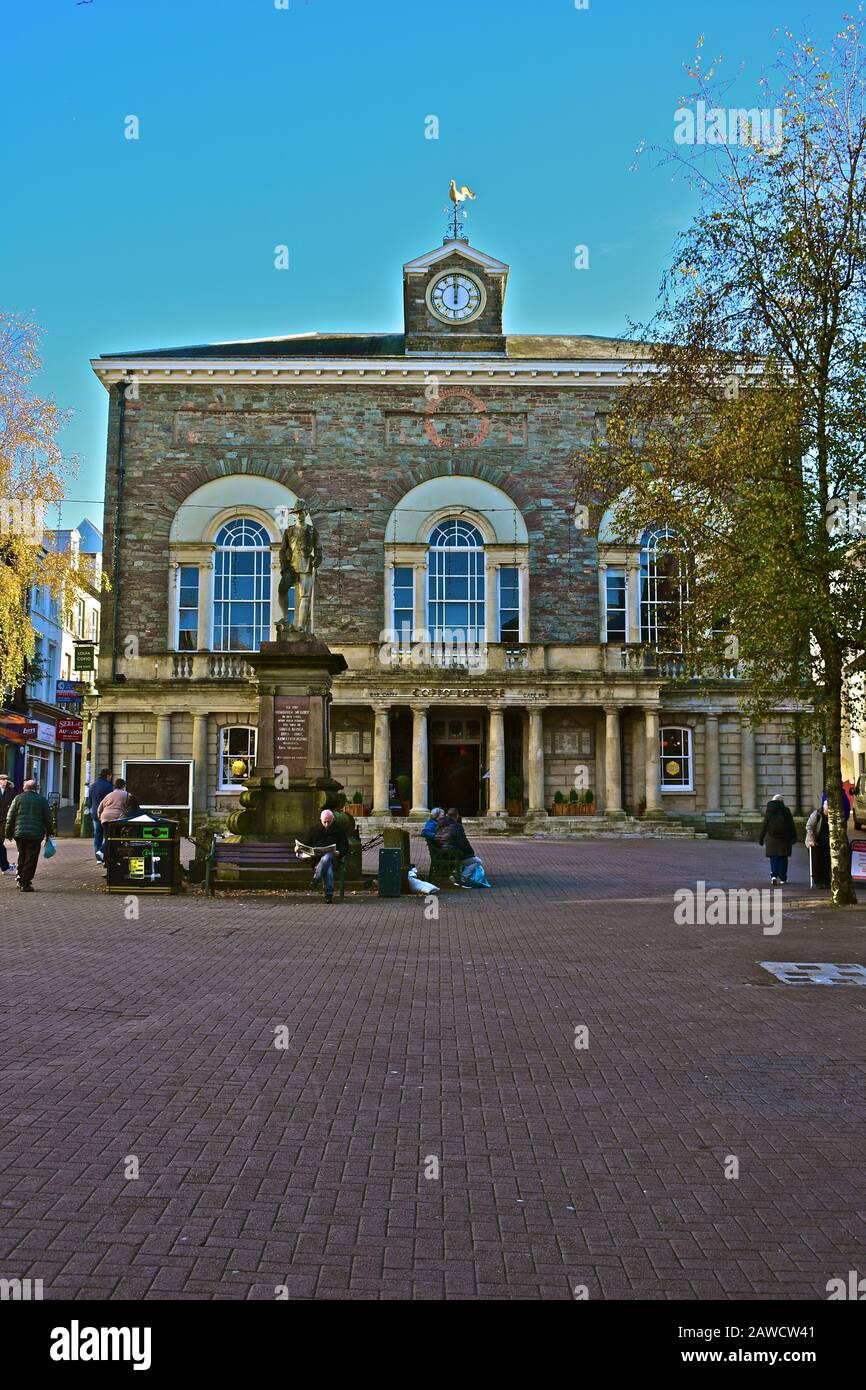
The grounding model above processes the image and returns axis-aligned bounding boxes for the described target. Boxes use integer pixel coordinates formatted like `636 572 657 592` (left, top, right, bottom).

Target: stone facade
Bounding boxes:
86 234 817 830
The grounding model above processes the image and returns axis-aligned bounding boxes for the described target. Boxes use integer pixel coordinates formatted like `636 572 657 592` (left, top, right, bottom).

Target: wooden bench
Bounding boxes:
423 839 464 886
205 838 346 899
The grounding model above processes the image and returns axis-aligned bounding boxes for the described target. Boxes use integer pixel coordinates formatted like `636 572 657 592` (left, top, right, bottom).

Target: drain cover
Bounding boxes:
759 962 866 986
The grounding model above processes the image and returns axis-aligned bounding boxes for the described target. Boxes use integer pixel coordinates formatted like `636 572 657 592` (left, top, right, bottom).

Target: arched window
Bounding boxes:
640 528 687 654
427 519 486 644
212 519 272 652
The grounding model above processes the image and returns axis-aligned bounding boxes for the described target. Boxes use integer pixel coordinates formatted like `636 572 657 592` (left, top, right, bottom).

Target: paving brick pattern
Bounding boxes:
0 835 864 1300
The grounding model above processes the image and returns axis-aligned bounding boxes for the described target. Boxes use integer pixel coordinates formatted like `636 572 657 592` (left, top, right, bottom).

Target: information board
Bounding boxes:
274 697 310 777
122 759 193 834
851 840 866 881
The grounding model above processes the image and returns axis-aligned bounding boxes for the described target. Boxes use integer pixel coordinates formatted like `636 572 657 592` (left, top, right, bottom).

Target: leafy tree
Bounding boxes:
0 313 79 698
577 20 866 904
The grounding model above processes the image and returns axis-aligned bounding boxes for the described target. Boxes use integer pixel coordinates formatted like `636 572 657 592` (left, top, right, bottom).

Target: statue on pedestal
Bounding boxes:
277 500 321 639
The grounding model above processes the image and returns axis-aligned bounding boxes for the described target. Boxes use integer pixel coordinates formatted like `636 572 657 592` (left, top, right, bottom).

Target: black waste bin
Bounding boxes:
104 814 180 894
378 847 402 898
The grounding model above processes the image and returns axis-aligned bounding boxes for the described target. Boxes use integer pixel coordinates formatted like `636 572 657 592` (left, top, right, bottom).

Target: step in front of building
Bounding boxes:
360 814 697 839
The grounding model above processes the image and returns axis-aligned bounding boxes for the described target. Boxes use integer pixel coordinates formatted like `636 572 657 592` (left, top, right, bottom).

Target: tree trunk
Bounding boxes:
825 677 857 906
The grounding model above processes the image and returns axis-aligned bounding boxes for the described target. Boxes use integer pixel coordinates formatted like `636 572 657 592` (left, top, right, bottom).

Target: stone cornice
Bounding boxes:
91 357 642 391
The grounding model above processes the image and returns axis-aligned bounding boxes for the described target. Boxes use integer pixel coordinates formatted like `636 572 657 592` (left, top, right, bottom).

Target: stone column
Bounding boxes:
644 707 664 816
810 741 824 811
372 704 391 815
527 705 547 814
604 705 624 816
597 561 608 643
409 704 429 817
631 712 646 814
192 713 209 815
704 710 722 817
626 560 641 644
155 713 172 760
487 705 506 816
740 718 757 815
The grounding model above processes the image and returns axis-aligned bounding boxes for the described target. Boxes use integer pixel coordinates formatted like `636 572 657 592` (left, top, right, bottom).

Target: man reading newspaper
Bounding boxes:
297 808 349 903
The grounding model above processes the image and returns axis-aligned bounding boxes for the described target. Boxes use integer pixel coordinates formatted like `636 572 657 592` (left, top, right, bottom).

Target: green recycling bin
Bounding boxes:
104 815 180 894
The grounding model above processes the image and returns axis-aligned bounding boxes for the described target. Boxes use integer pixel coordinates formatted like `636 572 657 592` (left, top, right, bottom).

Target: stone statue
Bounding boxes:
277 500 321 638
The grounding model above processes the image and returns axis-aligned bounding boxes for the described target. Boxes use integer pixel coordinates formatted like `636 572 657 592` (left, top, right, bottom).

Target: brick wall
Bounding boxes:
101 381 615 659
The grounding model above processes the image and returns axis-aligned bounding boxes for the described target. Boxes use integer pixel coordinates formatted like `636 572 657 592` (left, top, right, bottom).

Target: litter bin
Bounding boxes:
104 814 180 894
378 847 402 898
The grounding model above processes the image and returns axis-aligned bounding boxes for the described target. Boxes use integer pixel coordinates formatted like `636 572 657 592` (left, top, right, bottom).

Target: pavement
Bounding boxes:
0 834 864 1300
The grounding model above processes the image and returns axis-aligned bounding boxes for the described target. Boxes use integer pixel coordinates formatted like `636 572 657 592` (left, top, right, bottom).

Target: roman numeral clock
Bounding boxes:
427 270 486 324
402 192 509 355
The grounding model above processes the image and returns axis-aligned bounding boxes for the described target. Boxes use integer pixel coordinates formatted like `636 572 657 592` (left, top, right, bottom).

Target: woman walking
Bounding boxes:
758 793 797 886
805 801 832 889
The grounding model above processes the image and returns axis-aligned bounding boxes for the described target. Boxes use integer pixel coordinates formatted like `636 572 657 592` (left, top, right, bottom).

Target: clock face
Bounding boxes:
426 270 486 324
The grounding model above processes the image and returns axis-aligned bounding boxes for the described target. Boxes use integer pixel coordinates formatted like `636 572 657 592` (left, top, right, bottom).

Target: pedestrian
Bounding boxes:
88 767 113 862
758 793 797 885
5 778 53 892
422 807 444 860
805 800 832 889
303 808 349 903
0 772 17 876
96 777 135 826
436 806 491 888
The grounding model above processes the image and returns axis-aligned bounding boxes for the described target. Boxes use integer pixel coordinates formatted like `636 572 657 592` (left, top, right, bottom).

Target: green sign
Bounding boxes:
74 644 95 672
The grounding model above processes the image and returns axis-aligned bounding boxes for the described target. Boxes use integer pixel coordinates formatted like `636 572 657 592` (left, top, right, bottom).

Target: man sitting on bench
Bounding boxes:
304 808 349 903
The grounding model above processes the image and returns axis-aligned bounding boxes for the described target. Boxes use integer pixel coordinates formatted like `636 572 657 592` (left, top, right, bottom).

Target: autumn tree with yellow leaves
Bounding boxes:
577 20 866 905
0 313 80 699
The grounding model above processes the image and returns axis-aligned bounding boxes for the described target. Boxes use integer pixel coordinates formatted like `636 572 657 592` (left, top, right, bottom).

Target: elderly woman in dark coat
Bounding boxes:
758 793 797 886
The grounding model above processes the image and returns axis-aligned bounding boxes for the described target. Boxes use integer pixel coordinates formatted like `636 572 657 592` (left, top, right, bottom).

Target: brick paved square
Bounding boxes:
0 834 864 1300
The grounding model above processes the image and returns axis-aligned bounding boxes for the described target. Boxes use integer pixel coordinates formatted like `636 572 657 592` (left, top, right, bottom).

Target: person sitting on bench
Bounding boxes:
304 809 349 903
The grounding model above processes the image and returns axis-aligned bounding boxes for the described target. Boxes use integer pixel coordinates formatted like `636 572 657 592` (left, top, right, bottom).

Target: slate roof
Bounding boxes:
99 331 646 361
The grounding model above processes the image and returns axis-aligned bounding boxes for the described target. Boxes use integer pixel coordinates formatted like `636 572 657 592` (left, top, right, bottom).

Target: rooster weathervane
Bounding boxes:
444 181 475 243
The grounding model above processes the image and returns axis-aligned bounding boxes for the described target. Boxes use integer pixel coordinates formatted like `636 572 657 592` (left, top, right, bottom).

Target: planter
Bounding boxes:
575 803 595 816
551 803 570 816
506 800 524 817
344 803 366 818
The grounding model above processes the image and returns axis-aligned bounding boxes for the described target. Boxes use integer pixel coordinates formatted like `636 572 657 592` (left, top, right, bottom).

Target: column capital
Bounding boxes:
487 703 506 715
372 702 392 716
527 703 548 715
603 703 621 717
409 702 430 715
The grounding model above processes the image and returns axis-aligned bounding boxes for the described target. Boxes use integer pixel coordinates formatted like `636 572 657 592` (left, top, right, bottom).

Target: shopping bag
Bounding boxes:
43 837 57 859
462 860 491 888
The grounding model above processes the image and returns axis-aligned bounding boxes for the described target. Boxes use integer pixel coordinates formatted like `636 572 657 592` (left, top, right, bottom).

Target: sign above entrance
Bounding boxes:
412 686 506 700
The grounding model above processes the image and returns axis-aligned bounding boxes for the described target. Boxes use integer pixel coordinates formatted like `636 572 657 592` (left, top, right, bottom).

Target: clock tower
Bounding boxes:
402 240 509 355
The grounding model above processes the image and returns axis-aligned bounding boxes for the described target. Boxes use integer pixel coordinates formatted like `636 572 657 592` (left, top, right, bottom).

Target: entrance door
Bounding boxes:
430 743 481 816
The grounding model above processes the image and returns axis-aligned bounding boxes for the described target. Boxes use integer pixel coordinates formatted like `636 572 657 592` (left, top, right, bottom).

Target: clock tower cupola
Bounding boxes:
402 239 509 355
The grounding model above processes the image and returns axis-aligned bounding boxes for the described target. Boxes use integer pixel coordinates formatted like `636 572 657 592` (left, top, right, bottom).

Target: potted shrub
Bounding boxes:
395 772 411 814
568 787 580 812
344 789 366 816
578 788 595 816
505 774 524 816
552 789 568 816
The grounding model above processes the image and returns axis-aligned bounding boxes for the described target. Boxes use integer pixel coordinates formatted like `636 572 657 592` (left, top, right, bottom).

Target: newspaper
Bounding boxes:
294 840 337 859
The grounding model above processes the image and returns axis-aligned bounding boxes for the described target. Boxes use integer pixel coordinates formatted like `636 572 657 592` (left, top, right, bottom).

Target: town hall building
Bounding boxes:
87 224 821 831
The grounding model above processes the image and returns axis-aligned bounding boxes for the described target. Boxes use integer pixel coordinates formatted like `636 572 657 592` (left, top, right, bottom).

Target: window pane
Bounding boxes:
605 569 627 642
498 566 520 641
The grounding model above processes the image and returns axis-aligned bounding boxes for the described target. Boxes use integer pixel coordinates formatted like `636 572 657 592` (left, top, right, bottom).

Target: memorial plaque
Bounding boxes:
274 696 311 776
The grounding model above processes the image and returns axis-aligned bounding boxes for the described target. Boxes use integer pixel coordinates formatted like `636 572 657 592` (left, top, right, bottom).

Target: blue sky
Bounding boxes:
2 0 837 530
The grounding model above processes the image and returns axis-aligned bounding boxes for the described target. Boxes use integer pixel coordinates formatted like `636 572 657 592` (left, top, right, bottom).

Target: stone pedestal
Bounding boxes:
226 636 353 884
